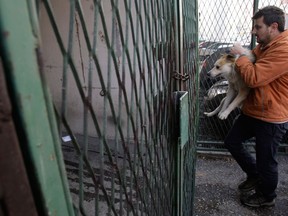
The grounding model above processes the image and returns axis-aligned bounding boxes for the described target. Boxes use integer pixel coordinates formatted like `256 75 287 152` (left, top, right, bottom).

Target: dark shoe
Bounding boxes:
238 176 260 192
241 192 275 207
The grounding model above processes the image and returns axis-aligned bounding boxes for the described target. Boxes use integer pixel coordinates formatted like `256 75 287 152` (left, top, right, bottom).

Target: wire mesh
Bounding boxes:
197 0 288 151
38 0 197 215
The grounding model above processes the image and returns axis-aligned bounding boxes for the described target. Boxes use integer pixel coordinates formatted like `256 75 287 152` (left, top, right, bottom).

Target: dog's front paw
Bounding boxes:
218 111 229 120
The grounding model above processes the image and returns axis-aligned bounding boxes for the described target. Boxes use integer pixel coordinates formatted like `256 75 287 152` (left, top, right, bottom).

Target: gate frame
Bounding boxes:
0 1 74 215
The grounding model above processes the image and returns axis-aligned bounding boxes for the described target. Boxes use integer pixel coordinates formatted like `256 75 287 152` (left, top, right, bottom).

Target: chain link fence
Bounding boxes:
197 0 288 151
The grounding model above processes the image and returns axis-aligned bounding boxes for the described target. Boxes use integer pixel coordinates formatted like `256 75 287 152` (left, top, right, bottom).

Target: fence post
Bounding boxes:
251 0 259 48
174 0 184 91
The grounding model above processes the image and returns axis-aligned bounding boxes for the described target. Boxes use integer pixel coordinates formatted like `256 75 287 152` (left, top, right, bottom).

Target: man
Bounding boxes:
228 6 288 207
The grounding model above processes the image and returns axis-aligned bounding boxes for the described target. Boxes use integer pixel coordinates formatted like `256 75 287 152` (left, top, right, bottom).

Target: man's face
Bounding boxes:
252 16 272 46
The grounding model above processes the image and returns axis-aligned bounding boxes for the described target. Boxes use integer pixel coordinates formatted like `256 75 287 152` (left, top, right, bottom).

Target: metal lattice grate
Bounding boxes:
38 0 198 215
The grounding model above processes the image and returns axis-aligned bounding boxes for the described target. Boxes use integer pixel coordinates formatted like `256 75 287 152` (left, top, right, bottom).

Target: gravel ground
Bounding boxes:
194 153 288 216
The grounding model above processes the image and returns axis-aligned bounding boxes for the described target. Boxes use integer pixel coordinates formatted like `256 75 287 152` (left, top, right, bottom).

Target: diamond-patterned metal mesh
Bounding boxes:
198 0 288 151
38 0 198 215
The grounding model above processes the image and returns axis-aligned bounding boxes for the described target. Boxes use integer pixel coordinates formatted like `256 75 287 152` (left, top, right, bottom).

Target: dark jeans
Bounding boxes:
225 114 288 200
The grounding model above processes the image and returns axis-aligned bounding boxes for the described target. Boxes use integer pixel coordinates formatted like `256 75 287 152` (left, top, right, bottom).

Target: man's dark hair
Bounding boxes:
252 6 285 32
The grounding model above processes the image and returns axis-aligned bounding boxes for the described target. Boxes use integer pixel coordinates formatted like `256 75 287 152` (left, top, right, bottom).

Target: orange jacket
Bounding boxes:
235 30 288 123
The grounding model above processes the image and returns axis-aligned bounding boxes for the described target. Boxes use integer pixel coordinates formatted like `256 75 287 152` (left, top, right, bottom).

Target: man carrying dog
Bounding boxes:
227 5 288 207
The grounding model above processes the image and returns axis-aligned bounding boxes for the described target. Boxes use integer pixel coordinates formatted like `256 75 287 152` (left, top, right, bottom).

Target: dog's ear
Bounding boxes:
227 54 236 58
226 54 236 62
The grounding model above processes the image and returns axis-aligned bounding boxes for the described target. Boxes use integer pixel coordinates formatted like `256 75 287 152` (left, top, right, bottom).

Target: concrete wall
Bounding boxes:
40 1 132 138
39 1 168 138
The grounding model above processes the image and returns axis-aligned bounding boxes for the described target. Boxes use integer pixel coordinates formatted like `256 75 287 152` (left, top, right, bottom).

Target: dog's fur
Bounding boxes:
204 49 255 120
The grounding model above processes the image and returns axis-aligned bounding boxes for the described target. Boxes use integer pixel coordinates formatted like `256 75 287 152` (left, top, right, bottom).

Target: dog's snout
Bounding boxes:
206 71 211 77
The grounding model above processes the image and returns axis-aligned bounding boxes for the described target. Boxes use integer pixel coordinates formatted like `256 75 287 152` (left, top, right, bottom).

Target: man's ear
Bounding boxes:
271 22 278 31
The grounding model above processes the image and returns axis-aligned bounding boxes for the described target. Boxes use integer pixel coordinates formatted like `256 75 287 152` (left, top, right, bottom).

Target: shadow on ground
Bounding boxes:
194 153 288 216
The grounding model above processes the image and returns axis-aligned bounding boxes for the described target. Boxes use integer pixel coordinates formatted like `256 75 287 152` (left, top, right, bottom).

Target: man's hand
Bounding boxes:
230 43 246 56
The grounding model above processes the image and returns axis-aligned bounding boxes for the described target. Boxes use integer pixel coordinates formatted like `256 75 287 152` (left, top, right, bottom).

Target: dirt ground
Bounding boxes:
194 153 288 216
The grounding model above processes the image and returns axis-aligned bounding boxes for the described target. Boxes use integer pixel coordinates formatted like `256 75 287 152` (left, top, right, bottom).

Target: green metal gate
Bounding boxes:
197 0 288 152
1 0 198 215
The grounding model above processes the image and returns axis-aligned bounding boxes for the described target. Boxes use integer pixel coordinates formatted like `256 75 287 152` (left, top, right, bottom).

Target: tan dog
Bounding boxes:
204 49 255 120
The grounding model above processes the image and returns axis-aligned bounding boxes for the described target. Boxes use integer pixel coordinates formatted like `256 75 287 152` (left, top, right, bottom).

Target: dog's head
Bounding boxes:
206 54 236 79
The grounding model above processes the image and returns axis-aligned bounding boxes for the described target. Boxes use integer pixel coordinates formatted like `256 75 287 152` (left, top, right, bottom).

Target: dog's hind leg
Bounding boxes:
204 97 225 117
